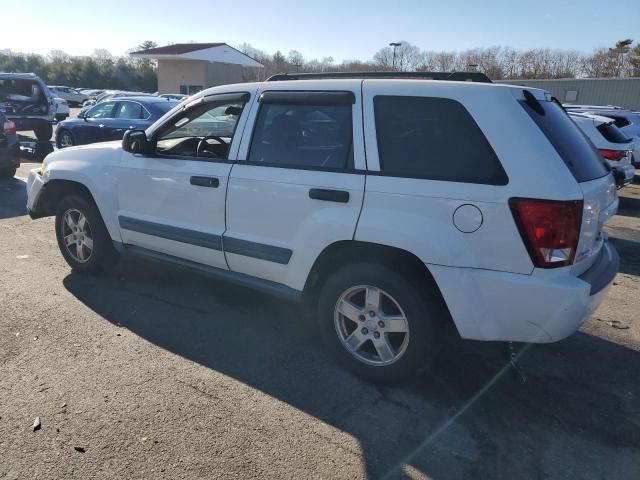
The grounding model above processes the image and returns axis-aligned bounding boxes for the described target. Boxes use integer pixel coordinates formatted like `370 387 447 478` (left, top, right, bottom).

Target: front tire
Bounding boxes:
57 130 74 148
317 263 444 383
55 194 118 274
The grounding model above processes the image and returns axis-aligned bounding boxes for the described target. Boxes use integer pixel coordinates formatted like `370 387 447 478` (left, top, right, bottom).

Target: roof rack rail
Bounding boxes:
266 71 492 83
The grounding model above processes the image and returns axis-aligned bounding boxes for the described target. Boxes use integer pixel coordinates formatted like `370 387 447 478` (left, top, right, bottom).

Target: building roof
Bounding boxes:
130 43 225 56
130 43 263 68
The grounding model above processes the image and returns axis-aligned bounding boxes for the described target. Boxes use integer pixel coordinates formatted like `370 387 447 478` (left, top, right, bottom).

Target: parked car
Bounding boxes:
56 96 179 148
26 73 619 382
565 105 640 167
0 110 19 178
159 93 188 101
54 97 70 122
569 112 635 186
80 91 156 114
79 89 104 97
0 72 55 142
48 86 88 107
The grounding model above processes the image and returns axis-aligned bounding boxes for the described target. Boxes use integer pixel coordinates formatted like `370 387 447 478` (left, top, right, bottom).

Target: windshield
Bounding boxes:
154 100 180 114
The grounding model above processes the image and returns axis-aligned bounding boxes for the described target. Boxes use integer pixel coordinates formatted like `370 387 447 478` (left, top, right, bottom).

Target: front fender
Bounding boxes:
42 142 123 241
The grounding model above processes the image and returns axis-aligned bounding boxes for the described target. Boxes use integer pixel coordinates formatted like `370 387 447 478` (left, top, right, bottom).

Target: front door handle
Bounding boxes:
190 176 220 188
309 188 349 203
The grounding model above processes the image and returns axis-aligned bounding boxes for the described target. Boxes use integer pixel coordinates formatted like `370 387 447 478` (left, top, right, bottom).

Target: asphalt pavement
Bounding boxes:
1 163 639 479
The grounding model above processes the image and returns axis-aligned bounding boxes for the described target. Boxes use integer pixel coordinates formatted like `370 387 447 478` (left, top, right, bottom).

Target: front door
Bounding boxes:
113 92 251 270
77 101 118 144
224 86 366 290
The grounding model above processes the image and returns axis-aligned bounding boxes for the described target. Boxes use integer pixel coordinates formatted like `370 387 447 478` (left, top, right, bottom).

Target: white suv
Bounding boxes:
26 73 620 382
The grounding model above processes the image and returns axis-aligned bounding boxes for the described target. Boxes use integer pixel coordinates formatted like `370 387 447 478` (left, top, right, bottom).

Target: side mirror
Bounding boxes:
122 129 152 155
77 110 86 119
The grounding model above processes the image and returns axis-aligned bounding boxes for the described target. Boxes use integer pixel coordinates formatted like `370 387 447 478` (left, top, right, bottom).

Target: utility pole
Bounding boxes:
389 42 401 70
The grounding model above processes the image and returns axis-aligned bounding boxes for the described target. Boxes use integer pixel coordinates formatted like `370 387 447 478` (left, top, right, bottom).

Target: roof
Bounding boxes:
130 43 263 68
130 43 225 55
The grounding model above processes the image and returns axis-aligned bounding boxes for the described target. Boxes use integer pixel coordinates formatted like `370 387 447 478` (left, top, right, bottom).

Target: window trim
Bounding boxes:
245 93 357 172
371 94 509 186
86 101 117 119
259 90 356 106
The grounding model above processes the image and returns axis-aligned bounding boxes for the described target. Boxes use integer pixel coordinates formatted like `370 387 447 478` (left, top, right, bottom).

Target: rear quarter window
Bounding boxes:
520 98 609 182
596 123 631 144
373 96 508 185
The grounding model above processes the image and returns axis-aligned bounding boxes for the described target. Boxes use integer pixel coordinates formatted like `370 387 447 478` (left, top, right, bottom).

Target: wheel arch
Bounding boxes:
35 179 97 218
303 240 453 326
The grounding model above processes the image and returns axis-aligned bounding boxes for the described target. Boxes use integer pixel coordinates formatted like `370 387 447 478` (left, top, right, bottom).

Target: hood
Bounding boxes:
43 140 122 172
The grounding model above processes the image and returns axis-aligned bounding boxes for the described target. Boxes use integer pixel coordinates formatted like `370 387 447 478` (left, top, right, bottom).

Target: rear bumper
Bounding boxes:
430 241 619 343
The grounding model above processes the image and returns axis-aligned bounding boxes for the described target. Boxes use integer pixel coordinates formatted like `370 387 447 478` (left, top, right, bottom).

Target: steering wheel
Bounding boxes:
196 136 227 158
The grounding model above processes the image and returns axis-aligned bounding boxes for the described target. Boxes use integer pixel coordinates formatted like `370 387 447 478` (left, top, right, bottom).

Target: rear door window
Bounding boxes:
373 95 508 185
520 97 608 182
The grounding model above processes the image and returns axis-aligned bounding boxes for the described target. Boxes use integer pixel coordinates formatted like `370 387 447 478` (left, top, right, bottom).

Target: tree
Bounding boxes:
287 50 304 71
136 40 158 52
609 39 633 77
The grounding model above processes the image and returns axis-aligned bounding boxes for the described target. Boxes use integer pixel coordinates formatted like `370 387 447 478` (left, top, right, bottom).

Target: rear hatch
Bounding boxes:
0 76 51 118
519 92 617 275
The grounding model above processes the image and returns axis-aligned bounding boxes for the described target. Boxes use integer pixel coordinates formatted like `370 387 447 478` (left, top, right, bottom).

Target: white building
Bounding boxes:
130 43 264 95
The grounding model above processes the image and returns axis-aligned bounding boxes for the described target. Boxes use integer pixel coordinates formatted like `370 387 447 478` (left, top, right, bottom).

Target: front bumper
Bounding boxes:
429 241 619 343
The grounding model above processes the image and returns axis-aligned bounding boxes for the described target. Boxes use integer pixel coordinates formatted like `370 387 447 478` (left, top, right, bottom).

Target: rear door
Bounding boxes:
224 84 366 290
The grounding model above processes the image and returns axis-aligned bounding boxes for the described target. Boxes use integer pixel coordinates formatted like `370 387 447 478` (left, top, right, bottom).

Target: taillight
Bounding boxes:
509 198 583 268
3 119 16 135
599 149 626 161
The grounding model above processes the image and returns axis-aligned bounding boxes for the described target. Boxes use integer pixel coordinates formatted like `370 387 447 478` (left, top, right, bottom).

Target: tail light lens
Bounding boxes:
509 198 583 268
3 119 16 135
599 149 626 161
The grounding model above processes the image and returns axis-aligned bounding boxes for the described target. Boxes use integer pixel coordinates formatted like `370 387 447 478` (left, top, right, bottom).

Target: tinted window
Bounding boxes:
520 99 609 182
606 115 630 128
596 123 631 144
248 103 353 170
374 96 507 185
115 101 145 119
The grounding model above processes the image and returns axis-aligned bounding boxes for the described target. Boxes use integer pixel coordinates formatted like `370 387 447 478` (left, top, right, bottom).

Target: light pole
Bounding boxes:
389 42 401 70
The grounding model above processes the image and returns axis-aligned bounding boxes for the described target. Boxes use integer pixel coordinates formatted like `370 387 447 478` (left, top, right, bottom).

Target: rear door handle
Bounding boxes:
190 176 220 188
309 188 349 203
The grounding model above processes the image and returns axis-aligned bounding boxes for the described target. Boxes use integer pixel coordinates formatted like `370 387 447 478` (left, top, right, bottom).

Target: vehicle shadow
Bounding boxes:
0 177 28 219
618 195 640 219
63 258 640 479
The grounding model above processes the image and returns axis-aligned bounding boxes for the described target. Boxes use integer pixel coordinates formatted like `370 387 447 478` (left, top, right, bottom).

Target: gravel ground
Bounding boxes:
1 163 639 480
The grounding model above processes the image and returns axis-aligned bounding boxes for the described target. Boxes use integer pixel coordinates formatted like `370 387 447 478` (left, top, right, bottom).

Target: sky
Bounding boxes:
3 0 639 62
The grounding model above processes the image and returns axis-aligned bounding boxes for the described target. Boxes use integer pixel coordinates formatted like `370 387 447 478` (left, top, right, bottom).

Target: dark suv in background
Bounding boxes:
0 110 19 178
0 72 55 143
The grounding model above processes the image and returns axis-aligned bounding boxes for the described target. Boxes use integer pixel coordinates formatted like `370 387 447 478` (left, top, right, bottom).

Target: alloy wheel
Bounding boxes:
60 208 94 263
334 285 410 366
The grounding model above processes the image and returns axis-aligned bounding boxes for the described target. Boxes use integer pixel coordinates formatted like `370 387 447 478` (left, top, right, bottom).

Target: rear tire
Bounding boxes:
317 263 445 383
55 193 118 274
34 124 53 142
0 167 16 179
